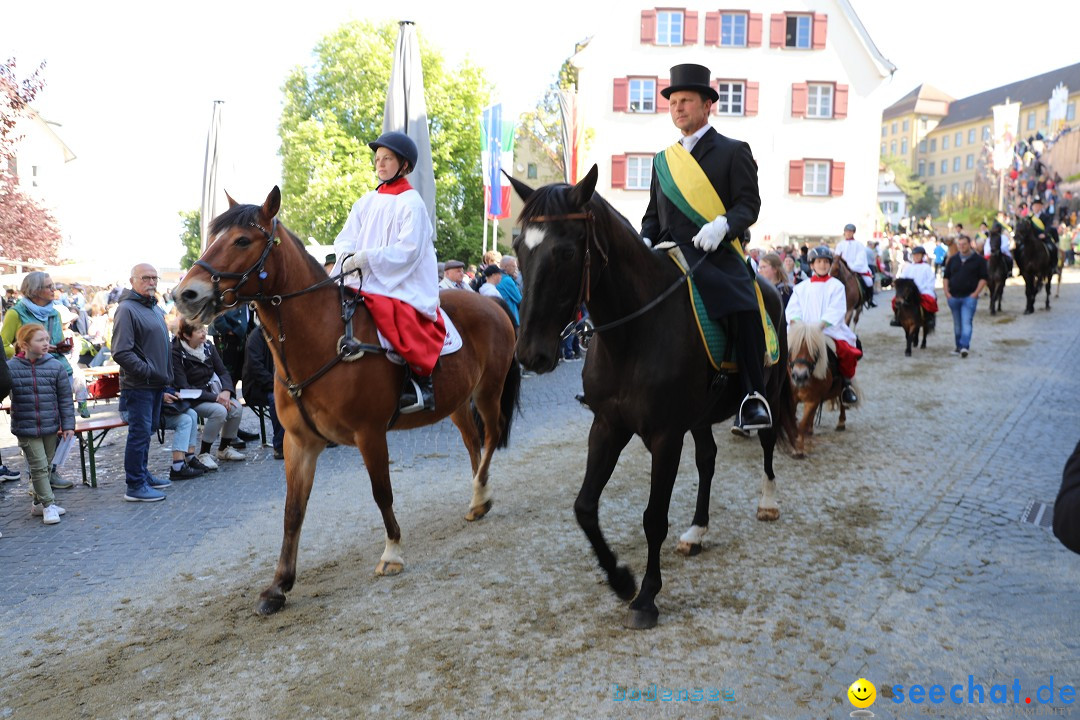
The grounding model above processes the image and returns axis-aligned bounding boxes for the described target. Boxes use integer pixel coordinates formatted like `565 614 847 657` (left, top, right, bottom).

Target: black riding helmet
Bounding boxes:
807 245 834 262
368 131 418 175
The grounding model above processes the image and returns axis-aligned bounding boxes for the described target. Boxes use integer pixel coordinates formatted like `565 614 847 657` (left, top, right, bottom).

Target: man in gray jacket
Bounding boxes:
112 264 172 502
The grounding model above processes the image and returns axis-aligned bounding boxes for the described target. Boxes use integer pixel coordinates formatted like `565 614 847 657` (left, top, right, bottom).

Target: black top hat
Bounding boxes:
661 64 718 102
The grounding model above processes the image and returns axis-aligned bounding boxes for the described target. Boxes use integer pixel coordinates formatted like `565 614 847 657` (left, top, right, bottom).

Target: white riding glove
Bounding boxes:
341 250 370 277
642 237 653 248
691 215 729 253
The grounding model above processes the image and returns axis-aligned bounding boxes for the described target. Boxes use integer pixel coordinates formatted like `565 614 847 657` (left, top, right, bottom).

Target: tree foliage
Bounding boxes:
516 50 584 178
178 209 200 270
278 21 491 264
881 154 940 222
0 57 61 264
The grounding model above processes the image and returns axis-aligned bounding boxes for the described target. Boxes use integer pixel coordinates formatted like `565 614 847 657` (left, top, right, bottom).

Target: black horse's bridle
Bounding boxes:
525 211 707 346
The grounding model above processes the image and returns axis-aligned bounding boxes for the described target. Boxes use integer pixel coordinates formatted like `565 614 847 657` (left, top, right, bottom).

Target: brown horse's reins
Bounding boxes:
527 211 708 346
194 220 384 441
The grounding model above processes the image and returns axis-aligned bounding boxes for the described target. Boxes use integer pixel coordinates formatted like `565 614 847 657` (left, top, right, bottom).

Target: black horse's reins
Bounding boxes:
527 211 709 345
194 219 384 440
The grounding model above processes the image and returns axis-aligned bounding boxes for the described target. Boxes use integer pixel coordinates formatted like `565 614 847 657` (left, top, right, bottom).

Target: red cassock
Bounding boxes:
361 293 446 376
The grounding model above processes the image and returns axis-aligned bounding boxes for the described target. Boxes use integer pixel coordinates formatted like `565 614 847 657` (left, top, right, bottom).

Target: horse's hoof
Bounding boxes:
756 507 780 522
624 607 659 630
676 540 703 556
375 561 404 576
256 592 286 616
905 350 912 357
836 425 846 432
792 450 806 460
609 565 637 601
464 499 492 522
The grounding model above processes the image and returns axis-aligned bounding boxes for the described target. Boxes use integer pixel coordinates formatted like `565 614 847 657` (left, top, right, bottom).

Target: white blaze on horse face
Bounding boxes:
523 226 547 250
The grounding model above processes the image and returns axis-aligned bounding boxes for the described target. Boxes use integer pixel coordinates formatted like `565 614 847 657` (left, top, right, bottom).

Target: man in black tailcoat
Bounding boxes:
641 62 770 432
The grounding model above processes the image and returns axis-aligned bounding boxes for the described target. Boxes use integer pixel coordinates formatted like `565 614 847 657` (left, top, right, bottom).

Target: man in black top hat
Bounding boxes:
641 62 771 432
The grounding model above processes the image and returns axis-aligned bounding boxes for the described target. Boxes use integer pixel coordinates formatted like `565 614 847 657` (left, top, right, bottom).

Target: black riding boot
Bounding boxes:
731 312 772 433
401 373 435 414
841 377 858 405
865 283 876 308
889 306 901 327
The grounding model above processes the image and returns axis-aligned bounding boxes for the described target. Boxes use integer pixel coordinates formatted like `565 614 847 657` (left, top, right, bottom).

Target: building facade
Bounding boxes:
535 0 896 247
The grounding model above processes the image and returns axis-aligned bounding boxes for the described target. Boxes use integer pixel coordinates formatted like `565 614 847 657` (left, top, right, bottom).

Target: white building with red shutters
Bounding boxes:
563 0 896 245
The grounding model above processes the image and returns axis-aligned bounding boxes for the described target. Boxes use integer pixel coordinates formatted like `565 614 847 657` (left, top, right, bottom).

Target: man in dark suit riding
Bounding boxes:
641 63 771 433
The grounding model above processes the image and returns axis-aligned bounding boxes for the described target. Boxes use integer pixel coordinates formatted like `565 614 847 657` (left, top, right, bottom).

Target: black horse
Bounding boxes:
893 278 933 356
986 233 1007 315
508 166 796 629
1014 218 1055 315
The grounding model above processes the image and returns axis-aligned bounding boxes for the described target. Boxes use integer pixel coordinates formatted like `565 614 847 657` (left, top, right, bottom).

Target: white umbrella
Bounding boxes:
383 21 436 238
200 100 225 250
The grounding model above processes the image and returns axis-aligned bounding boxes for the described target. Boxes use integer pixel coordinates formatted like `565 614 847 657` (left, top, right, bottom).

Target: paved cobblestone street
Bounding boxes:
1 272 1079 719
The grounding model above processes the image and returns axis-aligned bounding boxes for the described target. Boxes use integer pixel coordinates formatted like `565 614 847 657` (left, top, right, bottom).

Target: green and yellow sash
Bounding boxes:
655 142 779 366
1032 215 1045 231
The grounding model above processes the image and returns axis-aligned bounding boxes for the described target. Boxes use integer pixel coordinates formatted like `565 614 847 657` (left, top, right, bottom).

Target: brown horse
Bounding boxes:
893 278 934 356
173 187 520 615
787 321 849 457
986 233 1007 315
830 257 863 329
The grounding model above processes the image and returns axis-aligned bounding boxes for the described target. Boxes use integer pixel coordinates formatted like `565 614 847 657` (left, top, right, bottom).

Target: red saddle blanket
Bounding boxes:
361 293 446 376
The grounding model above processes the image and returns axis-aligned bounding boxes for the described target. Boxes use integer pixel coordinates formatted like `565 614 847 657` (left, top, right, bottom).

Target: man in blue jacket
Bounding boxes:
111 264 172 502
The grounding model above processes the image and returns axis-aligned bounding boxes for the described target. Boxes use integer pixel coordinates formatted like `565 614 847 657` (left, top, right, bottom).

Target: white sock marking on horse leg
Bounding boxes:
758 474 778 513
470 472 491 509
679 525 708 545
380 538 403 566
523 226 547 250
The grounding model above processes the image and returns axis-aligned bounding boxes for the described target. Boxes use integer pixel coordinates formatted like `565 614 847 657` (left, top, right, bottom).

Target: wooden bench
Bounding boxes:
74 413 127 488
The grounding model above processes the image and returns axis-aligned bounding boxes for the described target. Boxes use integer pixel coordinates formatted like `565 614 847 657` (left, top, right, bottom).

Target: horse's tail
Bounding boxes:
770 325 799 451
471 298 522 449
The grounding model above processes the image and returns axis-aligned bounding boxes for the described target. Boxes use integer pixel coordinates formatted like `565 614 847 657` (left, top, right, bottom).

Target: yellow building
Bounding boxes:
882 62 1080 207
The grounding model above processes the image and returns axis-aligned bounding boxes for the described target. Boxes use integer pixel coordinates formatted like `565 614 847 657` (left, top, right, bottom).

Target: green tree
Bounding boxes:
278 21 491 264
178 209 200 270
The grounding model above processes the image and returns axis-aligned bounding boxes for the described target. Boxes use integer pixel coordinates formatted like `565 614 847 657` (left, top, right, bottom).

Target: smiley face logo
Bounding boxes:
847 678 876 708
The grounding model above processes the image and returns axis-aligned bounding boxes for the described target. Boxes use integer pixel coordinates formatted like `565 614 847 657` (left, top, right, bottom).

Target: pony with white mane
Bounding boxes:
787 320 857 457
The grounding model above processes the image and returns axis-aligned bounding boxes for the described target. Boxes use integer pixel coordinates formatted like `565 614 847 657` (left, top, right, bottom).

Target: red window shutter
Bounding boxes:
812 13 828 49
684 11 699 44
744 81 759 116
611 155 628 189
789 160 805 194
830 161 846 196
613 78 629 112
834 84 849 119
656 78 670 112
705 12 720 45
711 79 720 115
641 10 657 44
791 82 808 118
747 13 763 47
770 13 785 48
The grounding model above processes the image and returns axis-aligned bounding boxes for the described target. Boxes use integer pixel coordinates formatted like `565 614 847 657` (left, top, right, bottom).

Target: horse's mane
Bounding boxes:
788 321 834 381
209 203 327 278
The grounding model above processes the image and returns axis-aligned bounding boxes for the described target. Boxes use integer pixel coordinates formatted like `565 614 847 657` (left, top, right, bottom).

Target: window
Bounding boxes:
1027 112 1036 130
920 117 927 130
657 10 684 45
881 126 887 138
806 83 833 118
964 181 973 194
901 138 908 155
940 159 947 174
890 141 897 156
626 156 652 190
930 138 937 152
526 163 537 180
951 183 960 197
967 128 976 145
917 159 926 176
953 156 961 172
803 160 830 195
919 140 926 153
983 125 991 140
785 14 812 48
966 154 974 170
628 78 656 113
720 13 747 46
902 119 909 132
881 143 886 156
891 121 898 134
881 200 898 214
716 81 744 115
928 162 935 177
1068 103 1076 122
942 135 949 150
955 131 962 147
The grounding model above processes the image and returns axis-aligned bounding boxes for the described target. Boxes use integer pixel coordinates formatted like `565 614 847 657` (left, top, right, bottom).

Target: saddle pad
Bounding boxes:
379 308 462 366
666 247 737 373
